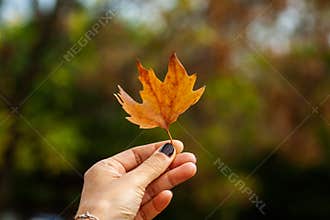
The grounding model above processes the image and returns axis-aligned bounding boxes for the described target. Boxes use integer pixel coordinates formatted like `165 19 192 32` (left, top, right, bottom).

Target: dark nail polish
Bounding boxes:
159 143 174 157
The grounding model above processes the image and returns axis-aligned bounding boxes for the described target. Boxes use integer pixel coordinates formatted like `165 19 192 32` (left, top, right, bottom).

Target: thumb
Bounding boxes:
127 143 176 188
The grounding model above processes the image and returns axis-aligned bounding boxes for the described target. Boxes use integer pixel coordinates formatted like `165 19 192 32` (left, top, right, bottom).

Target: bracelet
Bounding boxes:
74 211 100 220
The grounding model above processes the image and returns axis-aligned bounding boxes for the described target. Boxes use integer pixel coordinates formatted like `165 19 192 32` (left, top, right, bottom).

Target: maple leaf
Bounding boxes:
114 53 205 141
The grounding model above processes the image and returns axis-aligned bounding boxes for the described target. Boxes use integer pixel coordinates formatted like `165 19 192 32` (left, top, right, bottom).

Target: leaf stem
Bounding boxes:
166 128 174 145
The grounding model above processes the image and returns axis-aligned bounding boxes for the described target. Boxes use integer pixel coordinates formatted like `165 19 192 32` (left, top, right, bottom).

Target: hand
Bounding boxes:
76 140 197 220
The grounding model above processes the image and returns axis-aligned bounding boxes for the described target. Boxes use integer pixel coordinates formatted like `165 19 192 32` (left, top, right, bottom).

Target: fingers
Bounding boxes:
142 161 197 205
169 152 196 169
103 140 183 173
126 143 176 187
135 190 173 220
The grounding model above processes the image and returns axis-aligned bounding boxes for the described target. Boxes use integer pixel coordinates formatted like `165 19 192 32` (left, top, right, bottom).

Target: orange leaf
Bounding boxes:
114 53 205 131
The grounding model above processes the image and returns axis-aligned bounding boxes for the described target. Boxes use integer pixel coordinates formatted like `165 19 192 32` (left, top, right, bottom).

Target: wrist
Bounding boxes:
76 200 113 220
74 211 99 220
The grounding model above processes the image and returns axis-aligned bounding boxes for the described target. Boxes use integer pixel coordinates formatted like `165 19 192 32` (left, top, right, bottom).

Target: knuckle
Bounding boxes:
83 168 93 179
146 155 164 171
83 163 100 179
143 153 168 174
83 169 91 180
153 152 168 163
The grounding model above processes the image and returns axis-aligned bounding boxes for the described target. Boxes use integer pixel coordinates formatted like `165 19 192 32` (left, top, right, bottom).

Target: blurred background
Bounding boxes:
0 0 330 219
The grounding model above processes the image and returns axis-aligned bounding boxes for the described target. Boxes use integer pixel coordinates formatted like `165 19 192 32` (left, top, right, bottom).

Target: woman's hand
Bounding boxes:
76 140 197 220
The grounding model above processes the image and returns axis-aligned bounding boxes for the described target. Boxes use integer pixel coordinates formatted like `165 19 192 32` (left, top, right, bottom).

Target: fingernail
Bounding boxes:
159 143 174 157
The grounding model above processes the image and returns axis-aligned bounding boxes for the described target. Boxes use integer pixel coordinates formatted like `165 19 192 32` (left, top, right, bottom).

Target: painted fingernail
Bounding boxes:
159 143 174 157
